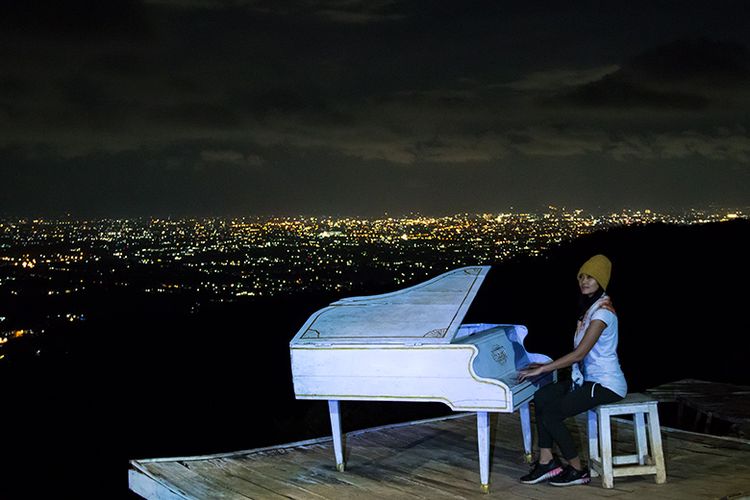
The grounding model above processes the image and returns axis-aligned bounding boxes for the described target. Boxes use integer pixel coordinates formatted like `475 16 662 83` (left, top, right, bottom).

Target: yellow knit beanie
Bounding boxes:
578 254 612 290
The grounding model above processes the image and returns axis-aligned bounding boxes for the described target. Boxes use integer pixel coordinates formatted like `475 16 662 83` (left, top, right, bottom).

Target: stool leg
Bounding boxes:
587 410 600 477
599 409 614 488
635 412 648 465
647 405 667 484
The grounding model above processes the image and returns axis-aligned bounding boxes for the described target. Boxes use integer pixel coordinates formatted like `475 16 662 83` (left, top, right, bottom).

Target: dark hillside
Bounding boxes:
465 219 750 392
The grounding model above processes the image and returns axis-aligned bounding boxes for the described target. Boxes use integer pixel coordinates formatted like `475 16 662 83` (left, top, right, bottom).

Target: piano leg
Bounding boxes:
477 411 490 493
520 403 533 463
328 400 346 472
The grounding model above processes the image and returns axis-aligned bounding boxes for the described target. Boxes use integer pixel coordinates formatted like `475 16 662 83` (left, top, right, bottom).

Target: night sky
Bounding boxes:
2 1 750 217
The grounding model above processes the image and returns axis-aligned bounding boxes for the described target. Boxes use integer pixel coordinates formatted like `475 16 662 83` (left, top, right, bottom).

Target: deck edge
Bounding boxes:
128 462 191 500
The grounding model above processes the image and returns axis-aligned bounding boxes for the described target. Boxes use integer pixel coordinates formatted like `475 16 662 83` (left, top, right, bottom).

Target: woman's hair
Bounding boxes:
576 286 605 321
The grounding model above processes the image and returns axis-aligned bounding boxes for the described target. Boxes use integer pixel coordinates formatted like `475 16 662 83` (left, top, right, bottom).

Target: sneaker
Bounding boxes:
549 464 591 486
519 458 563 484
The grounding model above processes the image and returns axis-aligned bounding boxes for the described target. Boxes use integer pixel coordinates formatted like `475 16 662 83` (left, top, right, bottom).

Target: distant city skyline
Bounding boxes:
1 208 745 352
1 205 748 220
2 1 750 216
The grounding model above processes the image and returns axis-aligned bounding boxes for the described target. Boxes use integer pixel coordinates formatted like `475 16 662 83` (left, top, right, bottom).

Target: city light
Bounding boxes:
0 209 745 302
1 208 746 358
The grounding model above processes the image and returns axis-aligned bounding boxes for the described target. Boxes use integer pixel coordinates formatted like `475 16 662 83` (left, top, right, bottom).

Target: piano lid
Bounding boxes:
291 266 490 345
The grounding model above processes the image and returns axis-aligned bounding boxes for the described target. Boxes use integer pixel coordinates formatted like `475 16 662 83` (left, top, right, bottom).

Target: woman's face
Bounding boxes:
578 273 600 296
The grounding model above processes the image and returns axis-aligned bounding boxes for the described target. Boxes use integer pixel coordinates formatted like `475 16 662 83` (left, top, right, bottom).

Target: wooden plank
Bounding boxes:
646 379 750 426
246 419 509 497
139 461 251 500
128 467 188 500
227 450 427 499
349 430 484 478
295 440 470 499
224 455 389 499
255 460 429 499
181 459 296 500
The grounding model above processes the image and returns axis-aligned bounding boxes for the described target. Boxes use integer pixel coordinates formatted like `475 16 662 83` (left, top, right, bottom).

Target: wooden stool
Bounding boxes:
587 392 667 488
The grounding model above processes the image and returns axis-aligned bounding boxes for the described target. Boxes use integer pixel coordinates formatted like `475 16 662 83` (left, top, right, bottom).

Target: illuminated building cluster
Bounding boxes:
0 208 745 299
0 207 745 359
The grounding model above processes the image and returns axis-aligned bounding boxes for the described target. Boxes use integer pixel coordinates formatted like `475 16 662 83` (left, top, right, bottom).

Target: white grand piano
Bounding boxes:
289 266 554 492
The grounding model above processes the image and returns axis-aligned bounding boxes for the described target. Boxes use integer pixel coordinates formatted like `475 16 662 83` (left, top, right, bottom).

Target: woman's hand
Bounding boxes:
517 363 548 382
517 320 607 383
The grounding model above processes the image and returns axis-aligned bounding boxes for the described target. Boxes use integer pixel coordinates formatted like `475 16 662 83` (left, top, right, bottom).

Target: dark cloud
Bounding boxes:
0 0 150 40
1 1 749 215
628 38 750 83
550 38 750 110
146 0 406 24
557 76 709 110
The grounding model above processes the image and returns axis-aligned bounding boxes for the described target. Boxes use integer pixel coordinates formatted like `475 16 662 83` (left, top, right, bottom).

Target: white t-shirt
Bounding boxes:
571 295 627 397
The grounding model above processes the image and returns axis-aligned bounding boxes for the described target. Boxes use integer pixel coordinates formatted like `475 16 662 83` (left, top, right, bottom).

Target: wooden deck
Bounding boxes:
647 379 750 438
129 410 750 499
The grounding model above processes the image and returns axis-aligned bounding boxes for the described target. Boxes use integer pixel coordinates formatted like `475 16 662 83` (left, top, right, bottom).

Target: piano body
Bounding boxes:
289 266 554 492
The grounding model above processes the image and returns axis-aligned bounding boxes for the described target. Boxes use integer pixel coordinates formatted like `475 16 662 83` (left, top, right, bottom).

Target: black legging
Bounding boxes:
534 381 623 460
